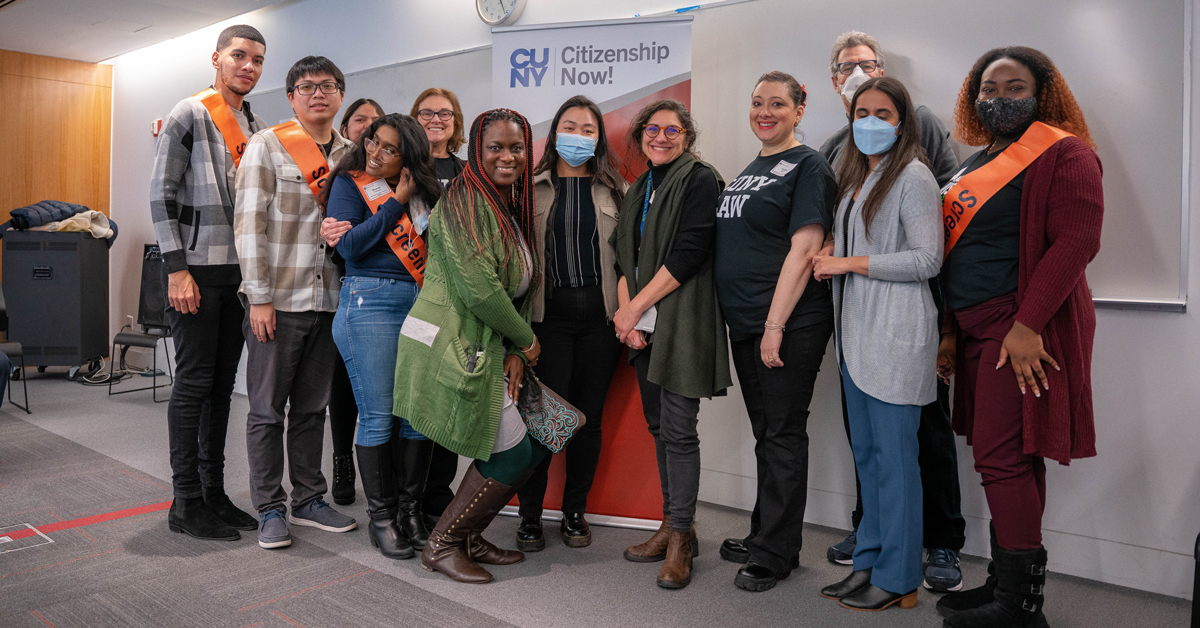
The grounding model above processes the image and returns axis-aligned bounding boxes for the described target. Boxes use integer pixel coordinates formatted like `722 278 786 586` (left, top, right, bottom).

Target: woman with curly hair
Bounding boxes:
935 46 1103 628
392 108 549 584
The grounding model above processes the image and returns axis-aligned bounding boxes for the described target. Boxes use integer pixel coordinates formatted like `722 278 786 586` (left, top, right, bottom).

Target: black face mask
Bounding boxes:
975 97 1038 139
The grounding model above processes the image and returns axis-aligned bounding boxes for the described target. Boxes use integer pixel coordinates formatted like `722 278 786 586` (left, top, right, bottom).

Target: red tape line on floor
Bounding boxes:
1 501 172 542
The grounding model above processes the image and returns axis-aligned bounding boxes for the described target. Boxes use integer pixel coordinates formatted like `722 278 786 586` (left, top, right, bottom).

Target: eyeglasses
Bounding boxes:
292 82 341 95
417 109 455 122
836 60 878 75
643 124 686 140
364 137 400 162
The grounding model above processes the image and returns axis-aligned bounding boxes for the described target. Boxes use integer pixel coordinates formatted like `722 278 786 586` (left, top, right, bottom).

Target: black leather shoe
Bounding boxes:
838 585 918 611
202 488 258 531
720 537 750 564
560 512 592 548
734 562 782 592
820 568 873 600
168 497 240 541
516 516 545 552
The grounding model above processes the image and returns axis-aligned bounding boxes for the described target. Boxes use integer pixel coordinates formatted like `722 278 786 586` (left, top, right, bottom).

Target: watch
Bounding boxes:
476 0 527 26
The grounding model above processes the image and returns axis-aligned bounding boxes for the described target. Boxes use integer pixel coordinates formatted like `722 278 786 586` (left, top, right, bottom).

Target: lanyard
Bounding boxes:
639 171 653 238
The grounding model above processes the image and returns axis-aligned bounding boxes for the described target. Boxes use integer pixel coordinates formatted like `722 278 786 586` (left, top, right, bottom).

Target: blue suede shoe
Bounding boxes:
258 508 291 549
923 547 963 592
289 498 357 533
826 529 856 565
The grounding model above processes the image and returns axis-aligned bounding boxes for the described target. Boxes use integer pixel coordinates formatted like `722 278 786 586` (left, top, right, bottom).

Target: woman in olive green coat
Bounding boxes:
392 109 549 585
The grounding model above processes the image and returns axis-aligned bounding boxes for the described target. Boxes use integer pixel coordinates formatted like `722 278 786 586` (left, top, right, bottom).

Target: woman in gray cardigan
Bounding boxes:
812 77 942 613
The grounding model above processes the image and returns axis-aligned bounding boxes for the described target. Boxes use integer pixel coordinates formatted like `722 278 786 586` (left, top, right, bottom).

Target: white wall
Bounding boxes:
108 0 1200 599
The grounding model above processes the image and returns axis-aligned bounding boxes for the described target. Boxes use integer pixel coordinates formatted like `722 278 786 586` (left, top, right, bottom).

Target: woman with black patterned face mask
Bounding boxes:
935 46 1103 628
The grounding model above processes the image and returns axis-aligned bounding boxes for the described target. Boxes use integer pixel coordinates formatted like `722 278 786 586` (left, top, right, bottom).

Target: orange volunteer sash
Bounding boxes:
942 121 1073 257
351 172 428 287
273 120 333 202
194 87 250 168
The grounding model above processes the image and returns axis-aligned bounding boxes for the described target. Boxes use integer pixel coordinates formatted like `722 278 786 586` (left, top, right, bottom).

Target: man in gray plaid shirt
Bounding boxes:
150 25 267 543
234 56 357 549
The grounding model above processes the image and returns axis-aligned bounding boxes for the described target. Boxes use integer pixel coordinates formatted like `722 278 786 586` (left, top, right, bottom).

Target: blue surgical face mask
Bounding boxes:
852 115 900 156
555 133 598 168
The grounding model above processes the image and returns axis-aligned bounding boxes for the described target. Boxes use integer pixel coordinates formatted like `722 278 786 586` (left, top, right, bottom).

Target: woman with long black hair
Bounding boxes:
320 114 441 560
514 95 626 552
393 109 551 585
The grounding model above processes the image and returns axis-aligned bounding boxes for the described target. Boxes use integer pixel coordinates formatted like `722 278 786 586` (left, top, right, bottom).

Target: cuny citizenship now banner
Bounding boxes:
492 16 693 526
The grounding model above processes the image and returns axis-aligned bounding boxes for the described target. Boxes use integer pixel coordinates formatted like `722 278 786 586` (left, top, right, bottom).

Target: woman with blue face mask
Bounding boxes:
514 95 628 552
811 76 942 612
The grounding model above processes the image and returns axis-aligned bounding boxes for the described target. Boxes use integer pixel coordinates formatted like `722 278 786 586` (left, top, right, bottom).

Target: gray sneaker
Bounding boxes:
923 547 964 592
289 498 357 533
258 508 292 549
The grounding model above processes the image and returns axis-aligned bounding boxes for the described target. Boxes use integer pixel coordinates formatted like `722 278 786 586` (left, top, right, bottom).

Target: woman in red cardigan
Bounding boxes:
935 46 1102 628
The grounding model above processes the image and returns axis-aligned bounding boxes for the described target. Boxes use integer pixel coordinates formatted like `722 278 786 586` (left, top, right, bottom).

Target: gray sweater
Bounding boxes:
832 158 942 406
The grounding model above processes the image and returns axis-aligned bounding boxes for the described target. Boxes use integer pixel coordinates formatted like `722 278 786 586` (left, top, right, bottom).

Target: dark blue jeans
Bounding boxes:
332 277 424 446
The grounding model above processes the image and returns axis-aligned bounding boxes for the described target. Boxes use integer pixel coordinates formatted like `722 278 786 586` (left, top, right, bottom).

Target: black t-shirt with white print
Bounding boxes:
714 144 837 341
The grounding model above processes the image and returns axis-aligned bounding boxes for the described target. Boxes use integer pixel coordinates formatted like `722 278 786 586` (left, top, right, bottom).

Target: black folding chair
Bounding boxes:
0 289 29 413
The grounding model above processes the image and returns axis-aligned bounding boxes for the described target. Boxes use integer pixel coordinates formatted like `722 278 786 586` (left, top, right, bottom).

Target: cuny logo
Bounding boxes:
510 48 549 87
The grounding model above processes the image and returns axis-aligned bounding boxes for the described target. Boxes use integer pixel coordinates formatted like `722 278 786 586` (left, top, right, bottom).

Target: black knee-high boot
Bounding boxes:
394 437 434 548
356 443 413 559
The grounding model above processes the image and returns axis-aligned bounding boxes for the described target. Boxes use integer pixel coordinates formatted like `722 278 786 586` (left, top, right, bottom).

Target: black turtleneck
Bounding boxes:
630 159 720 284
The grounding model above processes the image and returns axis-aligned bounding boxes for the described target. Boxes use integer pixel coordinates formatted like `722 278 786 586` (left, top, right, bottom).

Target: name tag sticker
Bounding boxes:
770 160 797 177
363 179 392 201
400 315 439 347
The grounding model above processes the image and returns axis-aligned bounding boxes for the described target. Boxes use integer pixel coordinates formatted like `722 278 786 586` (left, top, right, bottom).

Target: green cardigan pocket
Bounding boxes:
435 328 494 401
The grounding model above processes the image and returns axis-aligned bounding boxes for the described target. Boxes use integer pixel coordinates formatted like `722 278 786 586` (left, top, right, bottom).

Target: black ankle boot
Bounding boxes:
168 496 240 541
332 453 356 506
516 516 545 551
202 487 258 531
356 443 413 559
943 546 1049 628
938 523 999 617
561 512 592 548
394 437 434 549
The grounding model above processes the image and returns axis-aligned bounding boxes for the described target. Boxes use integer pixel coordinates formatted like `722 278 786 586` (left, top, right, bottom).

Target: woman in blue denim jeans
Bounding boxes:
320 114 442 559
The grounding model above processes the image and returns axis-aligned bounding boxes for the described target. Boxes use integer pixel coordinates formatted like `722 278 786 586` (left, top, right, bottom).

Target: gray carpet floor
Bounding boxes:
0 371 1191 628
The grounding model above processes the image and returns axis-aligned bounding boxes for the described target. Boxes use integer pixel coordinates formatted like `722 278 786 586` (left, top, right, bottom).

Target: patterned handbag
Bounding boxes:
516 366 586 454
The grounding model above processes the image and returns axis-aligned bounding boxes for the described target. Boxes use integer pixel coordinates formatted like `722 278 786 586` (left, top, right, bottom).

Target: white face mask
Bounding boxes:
841 66 870 100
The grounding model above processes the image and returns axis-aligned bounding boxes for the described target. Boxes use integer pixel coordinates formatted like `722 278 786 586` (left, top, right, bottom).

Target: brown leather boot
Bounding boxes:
420 465 502 584
656 528 696 589
468 469 532 566
624 521 699 562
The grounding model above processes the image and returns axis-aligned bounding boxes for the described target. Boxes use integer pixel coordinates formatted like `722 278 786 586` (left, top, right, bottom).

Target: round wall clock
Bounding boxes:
477 0 528 26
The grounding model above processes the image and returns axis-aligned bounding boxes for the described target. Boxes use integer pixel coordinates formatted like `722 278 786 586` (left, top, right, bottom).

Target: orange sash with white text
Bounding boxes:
273 120 332 202
942 121 1073 257
351 173 427 287
194 87 250 168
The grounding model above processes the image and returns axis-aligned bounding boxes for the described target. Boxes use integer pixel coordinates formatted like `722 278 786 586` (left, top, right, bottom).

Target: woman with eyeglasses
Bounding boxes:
514 95 627 552
411 88 467 188
408 87 467 531
319 113 442 560
612 98 730 590
812 76 941 612
325 96 386 508
713 72 837 593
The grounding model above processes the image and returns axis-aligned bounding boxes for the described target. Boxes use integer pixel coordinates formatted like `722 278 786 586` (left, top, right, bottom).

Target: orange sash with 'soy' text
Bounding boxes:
350 173 427 287
194 88 250 168
942 121 1073 257
273 120 333 202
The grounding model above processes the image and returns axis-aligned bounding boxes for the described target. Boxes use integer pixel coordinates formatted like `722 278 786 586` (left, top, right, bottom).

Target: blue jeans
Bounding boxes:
332 277 425 446
841 361 923 594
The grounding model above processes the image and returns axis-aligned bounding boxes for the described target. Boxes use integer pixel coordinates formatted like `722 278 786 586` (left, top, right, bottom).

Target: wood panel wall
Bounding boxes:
0 49 112 282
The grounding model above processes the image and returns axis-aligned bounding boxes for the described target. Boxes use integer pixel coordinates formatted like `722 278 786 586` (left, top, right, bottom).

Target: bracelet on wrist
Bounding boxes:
764 319 785 331
520 341 536 353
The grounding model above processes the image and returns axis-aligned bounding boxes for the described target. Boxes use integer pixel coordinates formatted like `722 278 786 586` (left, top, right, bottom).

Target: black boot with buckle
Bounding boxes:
943 546 1049 628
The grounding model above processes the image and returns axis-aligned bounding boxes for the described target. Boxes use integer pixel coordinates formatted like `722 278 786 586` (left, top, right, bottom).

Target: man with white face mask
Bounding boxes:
815 30 966 595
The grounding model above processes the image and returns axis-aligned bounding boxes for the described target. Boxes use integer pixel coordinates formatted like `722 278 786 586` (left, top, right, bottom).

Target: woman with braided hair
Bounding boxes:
392 108 549 584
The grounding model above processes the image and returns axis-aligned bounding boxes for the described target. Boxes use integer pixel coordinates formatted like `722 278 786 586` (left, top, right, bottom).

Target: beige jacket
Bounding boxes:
532 170 625 322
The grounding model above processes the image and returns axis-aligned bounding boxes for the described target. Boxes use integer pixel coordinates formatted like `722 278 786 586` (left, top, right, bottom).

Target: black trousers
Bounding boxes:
328 353 357 458
732 319 832 578
165 282 244 499
840 368 966 551
518 286 623 518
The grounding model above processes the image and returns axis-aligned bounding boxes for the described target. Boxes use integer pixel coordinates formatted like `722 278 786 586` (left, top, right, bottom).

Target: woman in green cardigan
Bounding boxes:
613 98 731 590
392 109 549 584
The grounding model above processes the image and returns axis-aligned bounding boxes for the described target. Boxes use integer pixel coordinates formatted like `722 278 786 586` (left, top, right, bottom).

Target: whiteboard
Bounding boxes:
247 0 1188 306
